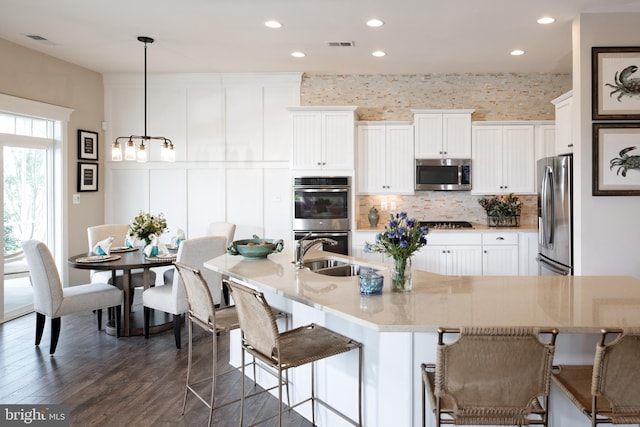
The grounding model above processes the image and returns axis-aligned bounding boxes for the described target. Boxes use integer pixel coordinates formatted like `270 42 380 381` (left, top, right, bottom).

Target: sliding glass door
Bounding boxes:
0 112 54 322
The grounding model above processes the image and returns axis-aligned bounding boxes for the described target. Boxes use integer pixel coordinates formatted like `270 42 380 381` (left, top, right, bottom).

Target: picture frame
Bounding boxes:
592 46 640 120
78 129 98 160
593 123 640 196
77 162 98 192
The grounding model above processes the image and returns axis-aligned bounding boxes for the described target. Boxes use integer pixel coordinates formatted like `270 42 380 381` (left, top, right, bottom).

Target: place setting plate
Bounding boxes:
75 255 122 263
145 253 177 262
110 246 139 253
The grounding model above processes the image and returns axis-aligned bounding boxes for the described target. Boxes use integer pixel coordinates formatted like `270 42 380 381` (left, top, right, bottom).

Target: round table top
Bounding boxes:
68 248 175 271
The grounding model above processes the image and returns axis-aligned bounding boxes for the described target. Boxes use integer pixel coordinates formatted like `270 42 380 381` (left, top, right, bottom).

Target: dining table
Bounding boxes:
68 247 176 336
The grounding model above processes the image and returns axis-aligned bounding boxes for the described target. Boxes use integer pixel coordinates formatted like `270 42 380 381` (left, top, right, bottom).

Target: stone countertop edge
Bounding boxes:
204 242 640 334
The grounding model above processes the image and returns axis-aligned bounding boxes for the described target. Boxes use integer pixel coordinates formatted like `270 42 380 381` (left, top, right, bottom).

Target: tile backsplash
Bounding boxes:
356 192 537 228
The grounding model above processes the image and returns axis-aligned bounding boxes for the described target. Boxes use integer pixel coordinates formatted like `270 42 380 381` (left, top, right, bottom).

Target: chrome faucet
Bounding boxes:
295 232 338 269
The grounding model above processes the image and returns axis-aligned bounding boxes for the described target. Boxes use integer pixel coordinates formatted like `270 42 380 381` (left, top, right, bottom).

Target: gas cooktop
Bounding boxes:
419 221 474 229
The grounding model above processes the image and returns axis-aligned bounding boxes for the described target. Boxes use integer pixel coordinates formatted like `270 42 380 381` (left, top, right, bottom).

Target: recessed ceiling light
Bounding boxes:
264 20 282 29
372 50 386 57
367 19 384 28
291 51 306 58
537 17 555 25
510 49 525 56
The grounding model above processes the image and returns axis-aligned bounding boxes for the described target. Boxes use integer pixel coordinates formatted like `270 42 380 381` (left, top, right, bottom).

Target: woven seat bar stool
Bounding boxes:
176 263 287 427
552 328 640 427
422 327 558 427
226 279 363 427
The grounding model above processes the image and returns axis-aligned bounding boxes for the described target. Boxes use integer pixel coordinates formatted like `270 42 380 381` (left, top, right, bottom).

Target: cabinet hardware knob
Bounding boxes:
484 250 487 253
497 237 504 240
317 162 321 165
568 144 574 147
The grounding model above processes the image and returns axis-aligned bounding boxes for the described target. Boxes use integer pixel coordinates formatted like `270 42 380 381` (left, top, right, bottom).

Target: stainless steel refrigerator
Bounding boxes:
537 154 573 276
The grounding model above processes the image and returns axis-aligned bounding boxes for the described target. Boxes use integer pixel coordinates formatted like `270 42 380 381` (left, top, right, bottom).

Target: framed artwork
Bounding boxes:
77 162 98 192
78 129 98 160
592 46 640 120
593 123 640 196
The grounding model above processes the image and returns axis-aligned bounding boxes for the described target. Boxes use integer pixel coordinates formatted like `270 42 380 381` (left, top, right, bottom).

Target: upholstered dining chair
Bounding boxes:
142 236 227 348
87 224 155 296
422 327 558 427
21 240 123 355
552 328 640 426
226 279 363 427
206 221 236 246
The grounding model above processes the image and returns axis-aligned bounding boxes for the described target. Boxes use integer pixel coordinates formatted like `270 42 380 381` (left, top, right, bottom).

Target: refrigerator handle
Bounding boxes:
536 255 570 275
541 165 554 247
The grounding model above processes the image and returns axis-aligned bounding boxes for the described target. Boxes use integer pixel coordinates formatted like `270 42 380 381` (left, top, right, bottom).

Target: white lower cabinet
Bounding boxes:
481 232 519 276
354 229 538 277
414 232 483 276
415 245 483 275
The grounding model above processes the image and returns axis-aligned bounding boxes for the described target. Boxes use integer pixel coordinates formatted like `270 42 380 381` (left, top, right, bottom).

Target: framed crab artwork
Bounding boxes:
592 46 640 120
593 123 640 196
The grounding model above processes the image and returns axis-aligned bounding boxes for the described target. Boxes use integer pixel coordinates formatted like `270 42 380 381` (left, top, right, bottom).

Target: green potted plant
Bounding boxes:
478 193 522 227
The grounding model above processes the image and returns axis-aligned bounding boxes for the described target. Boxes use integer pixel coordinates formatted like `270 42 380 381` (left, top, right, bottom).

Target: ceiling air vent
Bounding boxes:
327 41 355 47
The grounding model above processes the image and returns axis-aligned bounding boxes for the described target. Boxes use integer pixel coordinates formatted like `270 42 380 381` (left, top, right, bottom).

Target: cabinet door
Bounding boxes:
555 96 573 155
415 246 447 274
443 114 472 158
385 125 414 194
291 112 323 169
357 125 386 194
502 125 534 194
472 125 503 194
482 245 519 276
322 112 354 170
413 114 443 158
448 246 483 275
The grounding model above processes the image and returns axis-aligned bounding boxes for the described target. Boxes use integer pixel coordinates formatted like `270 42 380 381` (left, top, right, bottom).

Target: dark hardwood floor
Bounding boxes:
0 303 313 427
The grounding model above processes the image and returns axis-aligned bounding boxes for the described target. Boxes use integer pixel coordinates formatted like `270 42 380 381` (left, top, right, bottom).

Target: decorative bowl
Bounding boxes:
227 238 284 259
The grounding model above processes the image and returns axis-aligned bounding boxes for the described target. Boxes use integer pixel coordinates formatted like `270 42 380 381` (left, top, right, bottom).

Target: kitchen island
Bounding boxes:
205 242 640 427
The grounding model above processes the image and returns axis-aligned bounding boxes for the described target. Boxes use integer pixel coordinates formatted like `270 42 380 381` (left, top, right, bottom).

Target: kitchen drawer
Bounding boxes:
481 232 518 246
427 231 482 246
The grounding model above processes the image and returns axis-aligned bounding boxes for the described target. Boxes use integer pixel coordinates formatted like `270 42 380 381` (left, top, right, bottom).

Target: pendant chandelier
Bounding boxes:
111 36 175 162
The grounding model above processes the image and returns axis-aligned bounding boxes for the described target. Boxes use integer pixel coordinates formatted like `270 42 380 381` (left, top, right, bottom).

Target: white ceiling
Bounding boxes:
1 0 640 75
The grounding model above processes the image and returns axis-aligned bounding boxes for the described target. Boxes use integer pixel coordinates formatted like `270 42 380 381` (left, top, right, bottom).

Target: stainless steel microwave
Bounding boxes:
415 158 472 191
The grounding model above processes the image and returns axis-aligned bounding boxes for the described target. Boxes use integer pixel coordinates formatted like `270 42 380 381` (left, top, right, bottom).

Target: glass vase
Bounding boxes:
391 257 412 292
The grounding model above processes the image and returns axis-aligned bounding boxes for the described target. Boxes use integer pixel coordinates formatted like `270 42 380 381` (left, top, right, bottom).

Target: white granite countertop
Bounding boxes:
205 242 640 334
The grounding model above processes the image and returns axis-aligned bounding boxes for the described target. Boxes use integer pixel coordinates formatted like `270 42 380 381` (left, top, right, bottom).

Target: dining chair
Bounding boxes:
421 327 558 427
226 279 363 427
87 224 156 298
552 328 640 426
21 240 123 355
207 221 236 246
142 235 227 348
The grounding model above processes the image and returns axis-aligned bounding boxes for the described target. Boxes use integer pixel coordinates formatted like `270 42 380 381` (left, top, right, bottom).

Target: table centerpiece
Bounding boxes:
129 211 168 246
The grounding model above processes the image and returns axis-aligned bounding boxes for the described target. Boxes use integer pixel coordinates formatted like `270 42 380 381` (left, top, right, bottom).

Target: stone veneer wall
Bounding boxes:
300 73 570 227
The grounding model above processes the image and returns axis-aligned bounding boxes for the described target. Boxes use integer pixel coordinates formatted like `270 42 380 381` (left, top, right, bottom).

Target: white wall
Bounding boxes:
574 13 640 278
103 73 301 242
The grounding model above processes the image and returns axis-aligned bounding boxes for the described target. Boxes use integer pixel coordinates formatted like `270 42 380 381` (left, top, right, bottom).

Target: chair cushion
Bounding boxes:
142 284 188 315
56 283 122 317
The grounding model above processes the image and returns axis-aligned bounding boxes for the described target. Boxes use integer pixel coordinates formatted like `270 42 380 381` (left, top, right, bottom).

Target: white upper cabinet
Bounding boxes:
412 109 474 159
356 122 414 194
289 106 357 171
551 91 574 155
472 123 535 195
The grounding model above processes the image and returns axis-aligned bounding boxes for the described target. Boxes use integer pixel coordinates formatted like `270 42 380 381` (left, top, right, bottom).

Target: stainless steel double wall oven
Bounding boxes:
293 176 351 255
